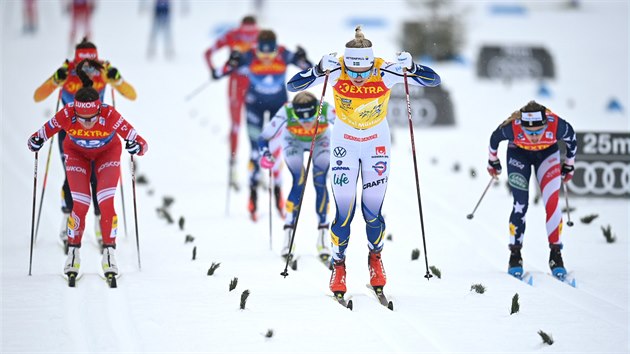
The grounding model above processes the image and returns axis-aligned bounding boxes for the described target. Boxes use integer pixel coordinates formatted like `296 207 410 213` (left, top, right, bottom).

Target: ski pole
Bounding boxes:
34 90 62 241
268 169 273 251
29 152 39 276
466 177 495 220
130 155 142 270
111 88 129 237
281 71 330 278
562 182 574 227
403 69 432 281
184 80 211 102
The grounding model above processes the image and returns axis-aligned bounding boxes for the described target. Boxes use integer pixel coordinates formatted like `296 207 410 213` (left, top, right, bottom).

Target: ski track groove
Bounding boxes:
418 195 627 330
104 274 143 352
528 272 627 329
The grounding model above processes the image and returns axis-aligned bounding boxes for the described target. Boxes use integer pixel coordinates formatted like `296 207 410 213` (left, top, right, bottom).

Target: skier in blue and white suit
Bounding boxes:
286 26 440 295
258 91 336 261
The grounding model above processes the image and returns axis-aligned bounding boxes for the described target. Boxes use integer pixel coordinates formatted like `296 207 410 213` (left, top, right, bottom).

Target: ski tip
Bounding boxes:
568 278 577 288
387 301 394 311
347 299 353 311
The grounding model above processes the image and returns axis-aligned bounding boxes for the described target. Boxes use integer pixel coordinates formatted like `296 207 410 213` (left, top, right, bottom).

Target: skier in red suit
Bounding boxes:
68 0 95 50
204 15 259 190
27 60 148 280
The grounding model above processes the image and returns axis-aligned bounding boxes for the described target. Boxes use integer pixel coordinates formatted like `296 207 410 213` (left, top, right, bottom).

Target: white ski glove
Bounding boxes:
396 51 414 71
319 53 339 73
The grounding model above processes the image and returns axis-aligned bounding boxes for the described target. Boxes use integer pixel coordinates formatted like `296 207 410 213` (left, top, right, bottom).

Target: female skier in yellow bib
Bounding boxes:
287 26 440 297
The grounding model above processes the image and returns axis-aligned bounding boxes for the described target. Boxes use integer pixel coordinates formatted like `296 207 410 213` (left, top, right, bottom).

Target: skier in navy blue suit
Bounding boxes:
216 29 311 221
486 100 577 281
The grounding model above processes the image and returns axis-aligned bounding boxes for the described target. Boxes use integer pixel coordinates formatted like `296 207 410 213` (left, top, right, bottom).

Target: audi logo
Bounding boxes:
568 161 630 196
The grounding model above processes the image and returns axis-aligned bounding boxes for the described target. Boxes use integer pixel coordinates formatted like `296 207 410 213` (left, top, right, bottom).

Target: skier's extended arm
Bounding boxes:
204 30 233 77
380 52 441 88
287 54 341 92
486 124 514 177
260 111 288 146
556 117 577 181
287 46 313 70
109 109 148 156
556 118 577 164
27 107 71 151
33 60 69 102
258 110 288 168
103 62 137 100
215 50 247 79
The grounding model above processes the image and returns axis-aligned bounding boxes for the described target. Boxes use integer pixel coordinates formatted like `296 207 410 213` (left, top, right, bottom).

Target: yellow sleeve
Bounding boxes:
33 77 58 102
102 62 137 101
113 80 137 101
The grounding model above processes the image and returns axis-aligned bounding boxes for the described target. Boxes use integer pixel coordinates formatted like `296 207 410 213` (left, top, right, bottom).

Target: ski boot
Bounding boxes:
281 224 296 259
316 224 331 268
59 212 70 255
248 186 258 222
273 185 286 218
101 246 119 276
280 225 298 270
229 157 240 192
102 246 119 287
64 246 81 286
329 259 347 295
507 244 524 278
549 244 567 280
368 250 387 288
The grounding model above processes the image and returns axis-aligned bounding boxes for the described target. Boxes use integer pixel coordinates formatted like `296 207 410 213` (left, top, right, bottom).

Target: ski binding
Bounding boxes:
333 292 353 310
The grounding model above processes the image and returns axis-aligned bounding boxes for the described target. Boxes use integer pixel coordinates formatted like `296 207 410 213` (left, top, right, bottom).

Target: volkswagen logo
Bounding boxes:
333 146 347 158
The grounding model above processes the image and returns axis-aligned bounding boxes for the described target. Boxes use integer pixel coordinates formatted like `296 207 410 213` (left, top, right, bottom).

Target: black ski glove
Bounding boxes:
54 67 68 84
487 159 502 177
125 140 141 155
107 67 121 81
227 51 242 68
561 163 575 182
28 136 44 152
294 46 307 62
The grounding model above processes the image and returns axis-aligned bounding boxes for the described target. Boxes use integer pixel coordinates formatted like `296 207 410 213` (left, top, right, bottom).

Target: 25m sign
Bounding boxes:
568 132 630 198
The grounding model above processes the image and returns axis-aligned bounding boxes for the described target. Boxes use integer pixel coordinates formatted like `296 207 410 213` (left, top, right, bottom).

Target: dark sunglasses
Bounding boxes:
346 67 372 79
523 127 546 136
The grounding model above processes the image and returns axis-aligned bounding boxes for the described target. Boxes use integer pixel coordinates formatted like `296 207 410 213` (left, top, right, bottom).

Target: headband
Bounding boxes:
74 48 98 62
520 111 546 127
74 99 101 117
343 47 374 68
